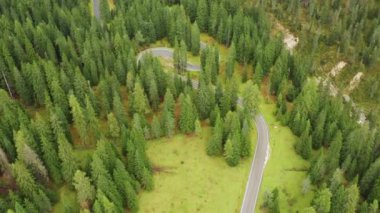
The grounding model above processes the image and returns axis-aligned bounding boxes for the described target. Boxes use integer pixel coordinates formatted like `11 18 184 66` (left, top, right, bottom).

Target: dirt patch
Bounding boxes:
329 61 347 77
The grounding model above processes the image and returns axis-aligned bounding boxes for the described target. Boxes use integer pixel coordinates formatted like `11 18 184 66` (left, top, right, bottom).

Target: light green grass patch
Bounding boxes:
139 126 257 213
256 103 314 212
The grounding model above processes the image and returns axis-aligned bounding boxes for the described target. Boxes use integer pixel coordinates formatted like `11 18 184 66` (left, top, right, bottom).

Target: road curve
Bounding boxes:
138 47 270 213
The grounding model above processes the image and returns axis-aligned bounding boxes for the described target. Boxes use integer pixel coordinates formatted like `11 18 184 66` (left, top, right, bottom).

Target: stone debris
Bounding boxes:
348 72 364 92
275 22 299 51
329 61 347 77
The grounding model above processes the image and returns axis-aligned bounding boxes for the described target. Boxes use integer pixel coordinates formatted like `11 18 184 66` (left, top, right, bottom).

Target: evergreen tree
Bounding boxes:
295 121 312 159
151 115 162 139
312 110 326 149
191 22 200 55
73 170 96 209
207 113 223 156
85 95 100 141
112 160 138 212
14 130 48 182
224 132 241 166
161 90 176 137
325 131 342 176
179 95 196 134
131 81 150 115
11 161 37 196
254 62 264 85
242 81 260 118
345 184 359 213
69 94 88 145
195 119 202 137
310 153 326 184
369 177 380 202
107 113 120 139
312 188 332 213
58 133 78 184
39 134 62 184
196 0 208 32
241 119 252 157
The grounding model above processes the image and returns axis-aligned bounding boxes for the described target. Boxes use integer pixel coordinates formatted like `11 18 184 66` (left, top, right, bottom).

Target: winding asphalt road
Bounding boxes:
138 47 270 213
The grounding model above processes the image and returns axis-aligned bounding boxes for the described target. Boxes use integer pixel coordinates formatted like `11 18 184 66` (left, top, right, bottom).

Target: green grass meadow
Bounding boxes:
256 103 314 212
139 126 257 213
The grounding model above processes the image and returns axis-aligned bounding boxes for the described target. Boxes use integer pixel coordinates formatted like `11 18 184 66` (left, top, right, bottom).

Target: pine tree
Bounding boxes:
39 134 62 184
179 40 188 73
295 121 312 159
73 170 96 209
58 133 78 184
242 81 260 117
207 114 223 156
369 177 380 202
254 62 264 85
14 130 48 182
162 108 175 137
112 160 139 212
131 81 150 115
148 79 159 110
224 138 236 166
50 79 70 118
224 132 241 166
241 119 252 157
310 153 326 184
69 94 88 145
312 188 332 213
11 161 38 196
179 95 196 134
85 95 100 141
112 92 127 125
151 115 162 139
325 131 342 176
161 90 175 137
195 119 202 137
107 113 120 139
312 109 326 149
191 22 200 55
12 67 32 104
196 0 209 32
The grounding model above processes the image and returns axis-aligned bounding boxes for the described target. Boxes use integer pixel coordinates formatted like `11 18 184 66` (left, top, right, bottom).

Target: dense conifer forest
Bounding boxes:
0 0 379 212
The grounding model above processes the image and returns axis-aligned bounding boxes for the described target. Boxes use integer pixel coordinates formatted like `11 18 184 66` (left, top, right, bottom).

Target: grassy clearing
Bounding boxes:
52 185 79 213
256 103 314 212
139 126 257 213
